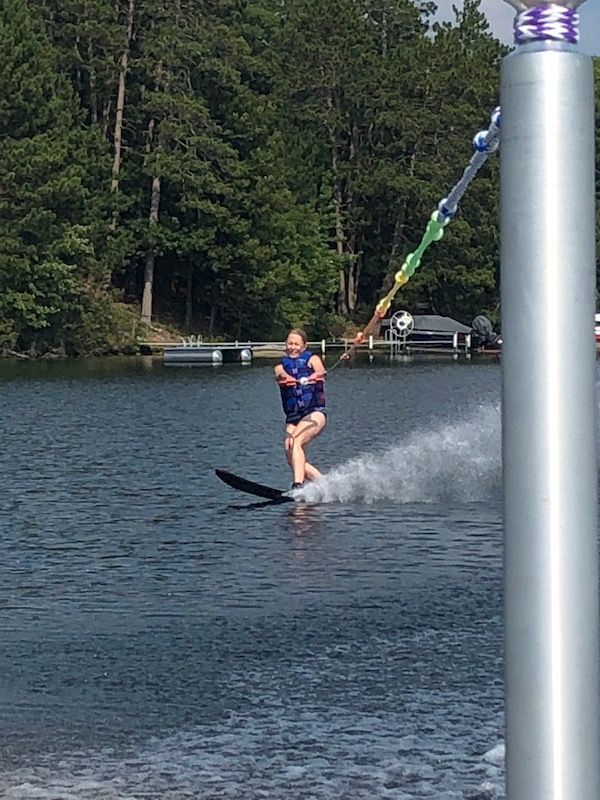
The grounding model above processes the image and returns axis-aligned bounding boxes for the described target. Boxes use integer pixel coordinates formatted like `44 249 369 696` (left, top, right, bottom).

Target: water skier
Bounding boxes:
274 329 327 489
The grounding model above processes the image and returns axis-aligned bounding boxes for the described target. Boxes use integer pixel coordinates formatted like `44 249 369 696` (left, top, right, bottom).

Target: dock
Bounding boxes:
138 331 496 365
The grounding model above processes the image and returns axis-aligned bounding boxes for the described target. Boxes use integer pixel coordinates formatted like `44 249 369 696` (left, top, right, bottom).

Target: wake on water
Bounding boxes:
0 402 507 799
301 402 502 505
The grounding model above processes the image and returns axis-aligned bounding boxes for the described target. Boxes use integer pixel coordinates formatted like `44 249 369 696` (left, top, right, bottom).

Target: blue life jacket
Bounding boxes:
280 350 326 423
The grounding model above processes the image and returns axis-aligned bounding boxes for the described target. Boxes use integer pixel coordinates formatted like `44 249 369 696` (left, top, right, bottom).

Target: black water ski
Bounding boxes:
215 469 294 504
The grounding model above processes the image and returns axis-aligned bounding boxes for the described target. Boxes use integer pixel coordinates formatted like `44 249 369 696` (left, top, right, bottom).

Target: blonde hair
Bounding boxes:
288 328 307 344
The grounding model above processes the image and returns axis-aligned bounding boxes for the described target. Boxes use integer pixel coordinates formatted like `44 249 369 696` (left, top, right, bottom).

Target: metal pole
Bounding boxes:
501 2 599 798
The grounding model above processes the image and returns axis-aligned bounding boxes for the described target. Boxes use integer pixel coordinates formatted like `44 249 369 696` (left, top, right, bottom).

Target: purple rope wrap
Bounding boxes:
514 5 579 45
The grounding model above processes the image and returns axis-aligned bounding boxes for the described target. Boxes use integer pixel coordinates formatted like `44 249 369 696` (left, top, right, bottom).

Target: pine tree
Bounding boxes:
389 0 507 323
0 0 116 354
111 0 337 337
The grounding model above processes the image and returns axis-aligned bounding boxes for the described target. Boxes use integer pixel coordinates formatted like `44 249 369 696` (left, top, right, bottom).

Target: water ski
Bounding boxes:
215 469 295 504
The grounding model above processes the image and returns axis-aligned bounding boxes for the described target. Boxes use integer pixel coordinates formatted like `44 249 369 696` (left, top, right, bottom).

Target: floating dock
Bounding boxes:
138 313 503 364
139 334 500 365
163 344 252 365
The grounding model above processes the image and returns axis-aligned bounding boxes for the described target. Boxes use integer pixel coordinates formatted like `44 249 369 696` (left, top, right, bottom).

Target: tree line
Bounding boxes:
0 0 598 355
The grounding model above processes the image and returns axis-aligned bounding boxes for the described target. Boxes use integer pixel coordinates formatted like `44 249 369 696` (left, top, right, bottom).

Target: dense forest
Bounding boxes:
0 0 598 355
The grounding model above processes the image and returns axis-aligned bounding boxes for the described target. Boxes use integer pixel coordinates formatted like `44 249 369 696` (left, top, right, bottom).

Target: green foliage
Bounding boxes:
6 0 592 354
0 0 117 355
68 296 138 356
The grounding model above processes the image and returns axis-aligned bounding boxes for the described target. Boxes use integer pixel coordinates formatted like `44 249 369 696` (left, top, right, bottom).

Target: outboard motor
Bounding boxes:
471 314 500 350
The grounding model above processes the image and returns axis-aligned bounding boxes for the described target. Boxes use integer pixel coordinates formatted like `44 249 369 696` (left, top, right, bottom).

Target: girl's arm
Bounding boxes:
274 364 296 385
307 355 326 381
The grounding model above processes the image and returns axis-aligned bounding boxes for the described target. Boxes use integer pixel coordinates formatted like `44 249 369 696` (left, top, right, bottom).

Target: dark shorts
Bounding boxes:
286 408 327 426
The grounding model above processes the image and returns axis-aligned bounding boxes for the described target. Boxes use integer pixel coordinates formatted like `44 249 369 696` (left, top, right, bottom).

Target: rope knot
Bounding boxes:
514 5 579 45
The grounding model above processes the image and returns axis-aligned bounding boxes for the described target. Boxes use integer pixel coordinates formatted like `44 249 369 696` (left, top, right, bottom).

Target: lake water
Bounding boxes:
0 355 506 799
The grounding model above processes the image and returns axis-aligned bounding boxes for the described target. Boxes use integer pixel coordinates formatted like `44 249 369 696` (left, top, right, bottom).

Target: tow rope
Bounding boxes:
327 106 501 372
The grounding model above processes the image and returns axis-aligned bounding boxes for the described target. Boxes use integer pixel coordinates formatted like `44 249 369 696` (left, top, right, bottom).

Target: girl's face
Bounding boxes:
286 333 305 357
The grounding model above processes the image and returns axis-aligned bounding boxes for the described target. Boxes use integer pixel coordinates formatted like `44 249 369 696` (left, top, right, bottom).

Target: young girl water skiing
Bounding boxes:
274 329 327 489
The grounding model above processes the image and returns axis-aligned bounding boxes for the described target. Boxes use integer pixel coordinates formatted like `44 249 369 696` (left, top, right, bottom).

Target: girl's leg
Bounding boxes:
286 412 326 484
284 424 304 484
303 462 321 481
284 426 298 483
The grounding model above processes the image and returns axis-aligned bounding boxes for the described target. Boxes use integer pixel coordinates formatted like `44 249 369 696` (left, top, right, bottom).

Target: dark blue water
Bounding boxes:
0 356 505 798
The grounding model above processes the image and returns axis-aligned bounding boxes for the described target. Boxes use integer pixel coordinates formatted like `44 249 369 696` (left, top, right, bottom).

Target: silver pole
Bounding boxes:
501 2 599 799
